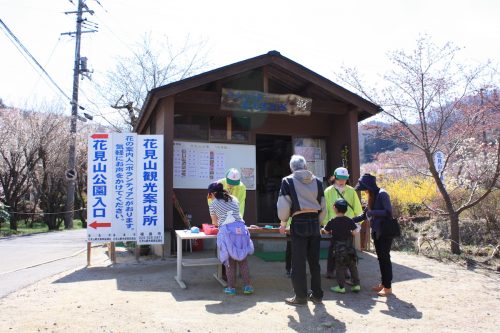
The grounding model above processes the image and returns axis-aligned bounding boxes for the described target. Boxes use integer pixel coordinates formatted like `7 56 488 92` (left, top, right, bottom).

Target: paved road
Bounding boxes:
0 229 88 298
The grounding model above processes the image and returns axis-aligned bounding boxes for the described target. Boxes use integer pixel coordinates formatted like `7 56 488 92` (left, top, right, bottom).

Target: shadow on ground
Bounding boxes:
53 249 427 321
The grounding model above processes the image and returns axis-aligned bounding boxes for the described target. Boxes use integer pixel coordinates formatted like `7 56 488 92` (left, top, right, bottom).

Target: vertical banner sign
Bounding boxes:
112 133 137 242
87 134 114 242
136 135 164 244
434 150 445 183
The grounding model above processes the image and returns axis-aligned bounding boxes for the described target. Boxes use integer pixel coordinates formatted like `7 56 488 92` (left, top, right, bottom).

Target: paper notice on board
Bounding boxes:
240 167 255 189
314 148 321 160
315 159 325 178
294 146 316 161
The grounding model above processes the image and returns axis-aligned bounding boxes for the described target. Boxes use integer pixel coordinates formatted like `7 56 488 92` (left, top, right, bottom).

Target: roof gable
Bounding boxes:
136 51 381 132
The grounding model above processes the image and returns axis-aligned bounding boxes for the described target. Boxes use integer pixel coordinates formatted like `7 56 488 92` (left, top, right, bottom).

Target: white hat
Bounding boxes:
334 167 349 180
225 168 241 186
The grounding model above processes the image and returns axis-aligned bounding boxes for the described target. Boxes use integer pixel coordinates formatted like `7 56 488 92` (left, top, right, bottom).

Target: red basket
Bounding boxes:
202 223 219 235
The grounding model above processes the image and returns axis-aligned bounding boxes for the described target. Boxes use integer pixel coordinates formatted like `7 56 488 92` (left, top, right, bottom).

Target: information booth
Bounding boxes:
135 51 381 251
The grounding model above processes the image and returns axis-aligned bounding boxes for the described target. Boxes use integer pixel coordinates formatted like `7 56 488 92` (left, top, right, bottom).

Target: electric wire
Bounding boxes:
29 36 64 98
0 19 72 102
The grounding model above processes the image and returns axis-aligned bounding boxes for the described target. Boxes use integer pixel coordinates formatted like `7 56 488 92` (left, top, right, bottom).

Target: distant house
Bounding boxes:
135 51 382 229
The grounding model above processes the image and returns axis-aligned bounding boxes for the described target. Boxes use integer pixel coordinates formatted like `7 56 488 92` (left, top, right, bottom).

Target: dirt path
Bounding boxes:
0 246 498 332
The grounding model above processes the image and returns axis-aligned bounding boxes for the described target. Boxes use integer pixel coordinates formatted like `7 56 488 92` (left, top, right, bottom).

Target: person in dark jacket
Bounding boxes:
353 173 394 296
277 155 326 306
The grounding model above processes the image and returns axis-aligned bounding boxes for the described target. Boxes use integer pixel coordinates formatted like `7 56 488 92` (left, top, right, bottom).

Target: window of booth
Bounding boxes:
174 114 250 143
174 114 209 141
209 116 227 142
209 116 250 143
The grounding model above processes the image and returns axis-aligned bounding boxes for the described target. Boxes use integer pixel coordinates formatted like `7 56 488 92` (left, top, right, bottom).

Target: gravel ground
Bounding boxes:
0 245 499 333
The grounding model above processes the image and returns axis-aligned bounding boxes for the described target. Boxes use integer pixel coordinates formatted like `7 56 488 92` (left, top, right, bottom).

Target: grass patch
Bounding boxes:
0 219 84 238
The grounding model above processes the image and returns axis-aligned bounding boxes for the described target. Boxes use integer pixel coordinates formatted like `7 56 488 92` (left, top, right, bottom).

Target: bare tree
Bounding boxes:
339 36 500 254
0 105 65 229
0 109 37 229
99 33 209 130
31 114 69 230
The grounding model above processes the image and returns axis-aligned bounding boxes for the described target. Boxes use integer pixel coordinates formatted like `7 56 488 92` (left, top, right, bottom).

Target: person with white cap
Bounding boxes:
208 168 247 218
322 167 363 279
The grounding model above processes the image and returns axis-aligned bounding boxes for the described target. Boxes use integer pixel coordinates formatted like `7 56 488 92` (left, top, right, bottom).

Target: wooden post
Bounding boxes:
135 244 140 262
110 242 116 264
87 242 91 266
226 115 232 141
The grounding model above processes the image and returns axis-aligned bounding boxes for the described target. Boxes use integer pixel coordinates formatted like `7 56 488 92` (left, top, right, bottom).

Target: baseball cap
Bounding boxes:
225 168 241 186
334 198 348 210
334 167 349 180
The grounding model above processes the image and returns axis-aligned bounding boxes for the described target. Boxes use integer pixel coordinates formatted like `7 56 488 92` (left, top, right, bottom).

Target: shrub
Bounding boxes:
467 191 500 233
379 176 437 217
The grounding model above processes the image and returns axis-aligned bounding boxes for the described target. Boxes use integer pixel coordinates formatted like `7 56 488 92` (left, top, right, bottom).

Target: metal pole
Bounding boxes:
64 0 84 229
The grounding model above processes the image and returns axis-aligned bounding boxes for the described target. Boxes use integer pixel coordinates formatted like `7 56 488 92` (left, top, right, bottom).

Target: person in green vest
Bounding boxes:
218 168 247 218
322 167 363 279
207 168 247 218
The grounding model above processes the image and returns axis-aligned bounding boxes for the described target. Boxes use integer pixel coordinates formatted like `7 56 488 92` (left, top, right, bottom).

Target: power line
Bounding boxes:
29 36 64 98
0 19 72 102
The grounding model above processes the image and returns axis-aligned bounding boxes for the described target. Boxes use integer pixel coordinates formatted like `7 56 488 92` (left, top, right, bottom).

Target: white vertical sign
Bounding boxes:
111 133 137 242
136 135 164 244
87 134 114 242
434 150 445 182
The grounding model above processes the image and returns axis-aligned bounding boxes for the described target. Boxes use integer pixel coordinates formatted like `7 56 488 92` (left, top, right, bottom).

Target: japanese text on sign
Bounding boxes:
136 135 164 244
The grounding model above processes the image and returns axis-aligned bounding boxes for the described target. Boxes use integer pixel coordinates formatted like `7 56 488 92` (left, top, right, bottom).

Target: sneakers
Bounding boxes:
285 296 307 306
224 286 255 295
243 285 254 295
351 285 361 293
330 286 346 293
307 291 323 304
224 287 236 296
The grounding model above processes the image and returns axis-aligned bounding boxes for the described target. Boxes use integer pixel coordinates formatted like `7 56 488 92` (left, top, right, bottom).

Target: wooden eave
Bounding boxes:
135 51 381 133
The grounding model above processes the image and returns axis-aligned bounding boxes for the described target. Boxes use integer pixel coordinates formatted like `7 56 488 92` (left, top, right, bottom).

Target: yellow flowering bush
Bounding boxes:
367 176 438 217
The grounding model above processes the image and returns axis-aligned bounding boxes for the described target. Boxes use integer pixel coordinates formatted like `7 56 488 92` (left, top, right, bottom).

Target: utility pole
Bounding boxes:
63 0 96 229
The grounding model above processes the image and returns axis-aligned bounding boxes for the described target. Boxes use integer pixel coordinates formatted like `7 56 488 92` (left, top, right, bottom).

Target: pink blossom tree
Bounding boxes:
340 36 500 254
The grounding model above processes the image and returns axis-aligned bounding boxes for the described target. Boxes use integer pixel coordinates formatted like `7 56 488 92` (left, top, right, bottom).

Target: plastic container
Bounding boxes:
191 238 204 251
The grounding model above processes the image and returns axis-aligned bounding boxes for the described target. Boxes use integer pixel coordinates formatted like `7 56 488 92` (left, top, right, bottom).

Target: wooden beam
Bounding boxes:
175 90 221 104
175 90 348 114
348 110 360 185
161 96 175 230
226 116 232 140
263 66 269 93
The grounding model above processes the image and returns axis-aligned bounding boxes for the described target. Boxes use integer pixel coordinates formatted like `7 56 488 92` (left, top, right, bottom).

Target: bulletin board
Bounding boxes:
173 141 256 190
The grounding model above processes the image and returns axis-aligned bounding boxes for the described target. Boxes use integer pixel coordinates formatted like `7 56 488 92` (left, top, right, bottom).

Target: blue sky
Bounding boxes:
1 0 499 123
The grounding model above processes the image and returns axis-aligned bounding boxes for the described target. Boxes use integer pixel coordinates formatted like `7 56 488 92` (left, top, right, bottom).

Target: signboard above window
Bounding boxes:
221 88 312 116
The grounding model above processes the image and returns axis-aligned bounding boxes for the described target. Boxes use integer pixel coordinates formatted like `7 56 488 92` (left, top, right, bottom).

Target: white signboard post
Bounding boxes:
111 133 137 242
87 133 164 248
434 150 445 183
87 133 114 242
136 135 164 245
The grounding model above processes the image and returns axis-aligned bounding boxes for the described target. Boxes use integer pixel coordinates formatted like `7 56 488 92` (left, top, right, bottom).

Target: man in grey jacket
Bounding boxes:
277 155 326 305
